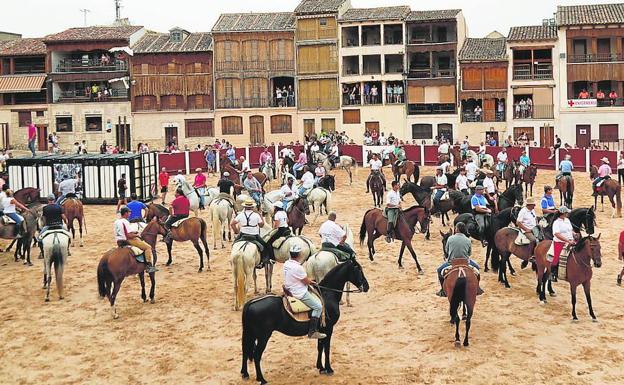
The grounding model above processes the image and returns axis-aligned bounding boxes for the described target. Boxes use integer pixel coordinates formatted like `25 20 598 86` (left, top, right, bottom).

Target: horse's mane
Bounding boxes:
319 258 353 286
403 204 426 213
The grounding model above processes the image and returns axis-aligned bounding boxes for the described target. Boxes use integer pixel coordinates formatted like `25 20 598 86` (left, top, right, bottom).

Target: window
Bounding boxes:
56 116 72 132
599 124 619 142
321 118 336 133
277 40 286 60
320 18 327 26
18 111 31 127
185 119 214 138
270 115 292 134
411 124 432 139
161 95 181 110
343 109 360 124
222 116 243 135
224 41 233 61
224 79 233 98
85 115 102 131
513 127 534 141
141 63 149 74
171 32 182 43
36 111 44 117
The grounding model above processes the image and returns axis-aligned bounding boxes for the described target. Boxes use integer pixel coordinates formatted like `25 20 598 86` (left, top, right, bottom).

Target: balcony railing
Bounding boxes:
462 111 505 122
408 103 456 115
408 68 456 78
243 97 269 108
299 62 338 74
270 60 295 71
568 53 624 63
408 36 457 45
362 68 382 75
298 97 339 110
242 60 268 71
270 96 296 107
215 61 240 71
513 63 553 80
597 98 624 107
57 88 128 101
342 95 361 106
513 104 554 119
342 67 360 76
55 59 127 73
216 98 241 109
297 29 337 41
385 94 404 104
14 64 46 74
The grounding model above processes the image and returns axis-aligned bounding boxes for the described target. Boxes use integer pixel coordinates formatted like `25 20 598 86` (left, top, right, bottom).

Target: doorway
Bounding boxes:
304 119 315 138
486 131 499 144
249 116 264 145
540 125 555 147
165 126 178 147
116 124 131 152
576 124 591 148
438 123 453 143
36 125 47 151
365 122 380 137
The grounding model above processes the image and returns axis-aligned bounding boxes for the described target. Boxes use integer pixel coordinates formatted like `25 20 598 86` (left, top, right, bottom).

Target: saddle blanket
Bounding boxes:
282 289 325 326
320 244 351 262
431 191 450 201
40 229 72 241
171 217 191 228
442 263 480 280
546 243 571 281
234 235 264 252
511 227 531 246
1 215 16 225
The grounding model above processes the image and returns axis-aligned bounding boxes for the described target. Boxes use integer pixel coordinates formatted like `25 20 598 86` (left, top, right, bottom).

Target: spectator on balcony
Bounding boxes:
275 87 283 107
526 97 533 118
287 85 294 106
363 132 373 146
497 100 505 116
91 84 99 100
597 89 606 100
474 105 483 121
386 85 393 104
609 90 618 105
514 102 521 119
85 86 92 100
396 83 403 103
371 84 378 104
388 133 396 145
342 85 349 105
363 83 371 104
578 89 590 99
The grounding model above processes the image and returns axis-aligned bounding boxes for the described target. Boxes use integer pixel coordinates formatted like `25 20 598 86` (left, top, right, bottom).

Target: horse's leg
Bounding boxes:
405 242 423 274
571 283 578 321
44 258 52 302
484 244 490 273
265 263 272 294
454 311 461 347
321 327 335 375
463 305 473 347
582 281 597 321
55 257 64 300
548 277 556 296
316 339 324 371
166 241 173 266
398 243 405 269
78 217 84 247
253 264 258 294
110 278 123 319
367 229 375 261
508 258 516 276
139 272 147 302
148 272 155 303
193 241 204 272
253 335 270 385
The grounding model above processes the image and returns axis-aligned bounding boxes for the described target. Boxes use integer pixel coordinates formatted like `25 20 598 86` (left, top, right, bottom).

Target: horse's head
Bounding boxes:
589 165 599 179
440 228 453 260
577 234 602 268
346 258 370 293
512 183 524 205
299 197 310 215
326 174 336 191
399 181 413 197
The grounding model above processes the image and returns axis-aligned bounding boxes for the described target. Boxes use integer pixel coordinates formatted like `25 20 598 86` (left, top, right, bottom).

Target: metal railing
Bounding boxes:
568 53 624 63
13 64 46 74
462 111 505 122
243 97 269 108
385 95 404 104
408 68 456 78
362 68 382 75
215 61 240 71
408 103 456 115
57 88 128 101
55 58 127 73
597 98 624 107
513 104 554 119
513 63 553 80
216 98 241 108
270 96 296 107
342 96 361 106
408 36 457 45
342 67 360 76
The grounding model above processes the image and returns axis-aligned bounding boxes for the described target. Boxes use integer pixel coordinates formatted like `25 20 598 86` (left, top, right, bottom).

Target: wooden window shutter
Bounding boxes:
141 63 149 74
408 85 425 103
343 109 361 124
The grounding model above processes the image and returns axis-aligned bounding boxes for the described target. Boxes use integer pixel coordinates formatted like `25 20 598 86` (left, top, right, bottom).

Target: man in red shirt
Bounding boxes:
158 167 170 204
27 121 37 157
193 168 207 210
164 188 190 242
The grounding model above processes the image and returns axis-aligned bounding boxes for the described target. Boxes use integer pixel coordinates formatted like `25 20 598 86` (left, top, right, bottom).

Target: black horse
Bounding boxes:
317 174 336 191
399 181 432 239
541 207 595 240
497 183 524 211
240 259 369 385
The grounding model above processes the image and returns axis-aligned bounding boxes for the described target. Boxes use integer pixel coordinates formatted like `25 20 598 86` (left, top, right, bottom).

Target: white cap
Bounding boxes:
223 172 230 177
289 245 302 253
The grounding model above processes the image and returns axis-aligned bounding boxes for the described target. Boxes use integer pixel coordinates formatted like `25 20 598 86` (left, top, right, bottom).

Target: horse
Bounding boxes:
522 165 537 197
306 187 332 222
140 217 210 272
288 197 310 235
499 160 519 189
369 171 384 207
434 190 468 226
231 225 273 310
41 229 71 302
62 198 86 247
209 197 234 249
97 247 155 319
534 235 602 321
497 183 524 212
317 174 336 191
263 234 316 293
260 162 275 184
399 181 432 209
315 152 357 185
222 162 268 192
146 202 169 222
359 206 430 272
443 259 479 347
388 153 419 183
557 174 575 209
240 258 369 384
0 209 40 265
14 187 40 204
589 166 622 218
203 187 220 207
175 179 201 217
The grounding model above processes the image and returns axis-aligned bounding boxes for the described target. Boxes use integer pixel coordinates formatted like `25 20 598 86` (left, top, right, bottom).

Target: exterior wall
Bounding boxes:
132 110 215 150
214 108 301 147
295 111 340 137
341 104 405 140
558 109 624 146
405 114 459 142
0 104 49 149
457 121 507 144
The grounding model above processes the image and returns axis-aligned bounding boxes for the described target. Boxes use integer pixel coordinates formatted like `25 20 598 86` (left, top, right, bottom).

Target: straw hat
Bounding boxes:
195 168 202 172
601 157 610 164
525 197 536 206
242 199 255 209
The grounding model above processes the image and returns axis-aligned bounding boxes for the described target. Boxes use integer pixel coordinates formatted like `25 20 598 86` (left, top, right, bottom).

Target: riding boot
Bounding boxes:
551 265 559 282
145 262 159 273
308 317 327 339
436 275 446 297
386 224 393 243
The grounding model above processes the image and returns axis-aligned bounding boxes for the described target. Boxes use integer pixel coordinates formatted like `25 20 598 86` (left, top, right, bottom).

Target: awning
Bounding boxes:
0 74 46 94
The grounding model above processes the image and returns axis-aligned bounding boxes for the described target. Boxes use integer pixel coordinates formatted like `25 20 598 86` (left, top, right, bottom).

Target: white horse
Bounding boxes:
306 187 332 223
315 152 358 185
464 149 494 168
261 162 275 184
262 190 285 220
231 224 272 310
280 171 297 186
305 223 355 305
176 179 200 216
204 187 220 207
263 234 317 293
209 197 234 249
41 229 71 302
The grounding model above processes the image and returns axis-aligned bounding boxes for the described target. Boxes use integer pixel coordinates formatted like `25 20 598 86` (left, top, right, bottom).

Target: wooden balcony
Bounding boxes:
513 64 553 80
55 59 127 73
216 98 241 109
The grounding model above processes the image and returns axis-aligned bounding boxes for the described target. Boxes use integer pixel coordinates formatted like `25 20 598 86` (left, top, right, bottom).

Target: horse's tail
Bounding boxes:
199 218 210 254
450 276 466 318
51 242 64 270
325 191 332 214
97 258 112 299
359 210 373 246
241 302 256 362
233 250 246 310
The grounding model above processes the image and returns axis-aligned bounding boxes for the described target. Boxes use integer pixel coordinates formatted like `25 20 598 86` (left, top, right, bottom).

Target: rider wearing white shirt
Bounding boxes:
378 134 387 145
280 178 298 211
231 199 271 267
455 168 469 194
328 142 340 168
482 169 498 212
265 201 291 266
298 167 315 196
366 153 386 193
438 141 450 155
319 212 355 258
314 162 326 185
496 148 508 174
465 157 478 182
439 160 451 175
516 198 539 244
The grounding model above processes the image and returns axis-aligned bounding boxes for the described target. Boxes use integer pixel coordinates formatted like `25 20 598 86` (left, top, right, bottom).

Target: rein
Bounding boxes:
316 284 363 294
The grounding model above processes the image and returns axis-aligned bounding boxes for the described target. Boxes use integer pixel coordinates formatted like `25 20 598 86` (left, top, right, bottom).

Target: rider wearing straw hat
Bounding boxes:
515 196 539 246
592 157 612 194
230 199 271 268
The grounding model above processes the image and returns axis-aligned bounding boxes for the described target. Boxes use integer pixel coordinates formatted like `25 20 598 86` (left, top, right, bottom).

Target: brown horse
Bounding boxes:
522 165 537 197
0 209 39 265
359 206 430 272
557 174 574 208
222 163 267 191
140 216 210 272
61 198 86 247
287 197 309 235
499 160 520 189
14 187 40 204
388 153 418 182
369 171 384 207
97 247 155 319
443 259 478 347
589 166 622 217
535 235 602 321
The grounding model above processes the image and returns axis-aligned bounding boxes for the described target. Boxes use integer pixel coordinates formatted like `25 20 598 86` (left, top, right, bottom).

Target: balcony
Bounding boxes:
243 97 269 108
513 63 553 80
408 103 455 115
14 63 45 74
408 68 455 79
216 98 241 109
462 111 505 122
407 24 457 45
270 60 295 71
55 58 127 73
513 104 554 119
242 60 268 71
216 61 240 72
297 29 337 41
568 53 624 63
57 88 128 102
270 96 296 107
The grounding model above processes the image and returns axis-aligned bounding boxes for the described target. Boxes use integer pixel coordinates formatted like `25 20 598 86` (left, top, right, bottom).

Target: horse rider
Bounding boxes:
460 139 469 160
482 169 498 212
555 153 574 188
264 201 291 265
158 167 170 204
298 166 315 197
126 193 147 223
436 222 483 297
496 147 508 175
238 156 251 184
478 141 486 166
173 170 186 186
314 161 327 186
439 156 451 175
385 180 402 243
230 199 271 268
471 185 491 247
281 177 298 212
226 145 237 165
540 185 557 222
550 206 575 281
592 157 612 195
319 211 355 258
37 193 69 259
2 189 28 238
216 171 236 207
328 141 340 168
243 171 263 208
293 148 307 175
432 167 448 216
465 156 478 186
259 147 274 173
56 174 80 204
393 143 406 168
455 167 469 195
283 244 326 339
280 144 294 162
515 197 540 246
163 188 190 243
114 207 157 273
366 153 386 193
116 173 127 214
193 168 207 210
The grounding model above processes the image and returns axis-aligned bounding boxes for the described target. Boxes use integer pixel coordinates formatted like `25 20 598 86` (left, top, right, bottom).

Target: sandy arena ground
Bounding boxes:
1 166 624 385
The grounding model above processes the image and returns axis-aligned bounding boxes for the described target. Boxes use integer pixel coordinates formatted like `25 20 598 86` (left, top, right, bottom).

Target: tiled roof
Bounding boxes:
0 38 46 56
295 0 347 15
557 3 624 26
133 32 212 53
212 13 296 32
459 38 507 62
406 9 461 22
0 74 47 93
44 26 143 42
340 6 411 22
507 25 557 41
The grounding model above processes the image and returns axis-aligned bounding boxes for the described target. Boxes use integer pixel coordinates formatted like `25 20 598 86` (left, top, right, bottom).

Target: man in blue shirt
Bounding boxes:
471 185 492 246
540 185 557 225
126 194 147 223
519 150 530 175
556 154 574 188
226 145 237 165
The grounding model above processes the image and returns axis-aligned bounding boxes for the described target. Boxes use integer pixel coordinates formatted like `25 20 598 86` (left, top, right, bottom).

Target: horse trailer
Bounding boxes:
6 152 158 204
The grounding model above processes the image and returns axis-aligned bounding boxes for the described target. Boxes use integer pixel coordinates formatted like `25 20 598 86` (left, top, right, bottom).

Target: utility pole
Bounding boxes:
80 8 90 27
115 0 122 22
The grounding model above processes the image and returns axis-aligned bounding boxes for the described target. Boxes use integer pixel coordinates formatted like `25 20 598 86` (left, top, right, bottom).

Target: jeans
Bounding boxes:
250 191 262 206
619 169 624 185
6 212 23 225
299 290 323 318
283 199 293 211
433 189 445 203
196 187 206 208
293 163 304 173
28 139 36 156
298 186 309 197
437 259 480 280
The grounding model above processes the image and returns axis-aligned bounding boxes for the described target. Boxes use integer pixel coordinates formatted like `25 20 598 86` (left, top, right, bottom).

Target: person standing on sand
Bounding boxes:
27 121 37 157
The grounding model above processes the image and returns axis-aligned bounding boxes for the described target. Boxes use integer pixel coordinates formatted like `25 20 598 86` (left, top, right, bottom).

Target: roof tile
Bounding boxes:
507 25 557 42
212 13 296 32
557 3 624 26
44 26 143 42
0 38 46 56
459 37 507 62
340 6 411 22
133 31 212 53
295 0 347 15
406 9 461 22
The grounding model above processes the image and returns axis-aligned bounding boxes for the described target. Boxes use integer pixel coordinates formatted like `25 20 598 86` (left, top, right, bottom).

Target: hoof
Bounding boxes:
45 297 50 302
26 261 33 266
418 270 425 275
166 261 172 266
143 298 148 303
198 268 203 273
454 340 461 348
572 318 579 323
463 341 469 347
150 299 155 304
59 296 64 300
113 314 119 320
539 300 546 305
592 318 598 323
79 244 84 247
241 373 249 380
510 271 516 276
549 292 557 297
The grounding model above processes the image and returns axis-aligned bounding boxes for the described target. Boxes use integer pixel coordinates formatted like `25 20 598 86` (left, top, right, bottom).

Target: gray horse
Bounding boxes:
41 229 71 301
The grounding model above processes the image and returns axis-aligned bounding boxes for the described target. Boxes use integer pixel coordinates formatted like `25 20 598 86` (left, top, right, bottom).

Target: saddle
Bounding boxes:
39 228 71 242
282 286 325 326
510 227 533 246
442 259 480 280
266 229 292 250
432 190 450 201
1 215 16 225
171 217 191 228
320 242 352 262
117 241 146 262
234 234 264 252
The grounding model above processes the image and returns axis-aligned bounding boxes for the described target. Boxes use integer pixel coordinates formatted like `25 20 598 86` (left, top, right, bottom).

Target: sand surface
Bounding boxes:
1 167 623 385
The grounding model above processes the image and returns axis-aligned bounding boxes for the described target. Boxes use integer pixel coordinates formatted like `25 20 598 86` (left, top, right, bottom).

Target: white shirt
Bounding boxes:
114 218 130 241
235 210 262 235
315 166 326 177
517 207 536 230
58 179 77 195
438 143 449 154
330 145 339 157
240 160 250 172
280 148 294 159
364 136 373 145
319 220 346 246
311 144 319 152
478 145 486 154
379 136 387 145
465 162 478 180
173 174 186 185
274 210 288 228
483 177 495 194
369 159 382 170
283 259 308 299
440 161 451 174
497 152 508 163
301 172 315 189
387 190 401 206
280 184 298 202
435 174 448 191
2 196 16 213
456 174 468 190
553 218 574 242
